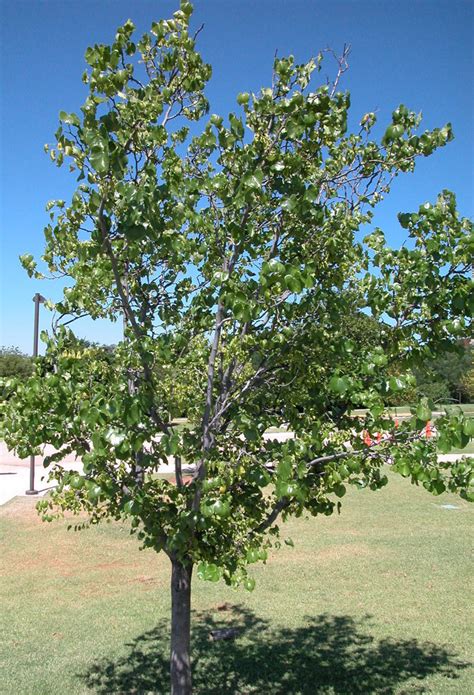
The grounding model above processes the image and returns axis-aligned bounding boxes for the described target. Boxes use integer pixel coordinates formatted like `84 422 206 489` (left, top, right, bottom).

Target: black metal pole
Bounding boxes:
25 293 42 495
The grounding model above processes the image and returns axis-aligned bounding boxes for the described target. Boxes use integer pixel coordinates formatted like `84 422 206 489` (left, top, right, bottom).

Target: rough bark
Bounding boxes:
170 558 193 695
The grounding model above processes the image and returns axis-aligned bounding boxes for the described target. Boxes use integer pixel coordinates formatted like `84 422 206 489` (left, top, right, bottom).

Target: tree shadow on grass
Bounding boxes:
82 605 470 694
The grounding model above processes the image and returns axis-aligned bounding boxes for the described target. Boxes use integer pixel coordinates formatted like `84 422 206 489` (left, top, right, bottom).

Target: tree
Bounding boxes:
415 342 473 404
0 347 32 379
1 4 473 693
460 367 474 402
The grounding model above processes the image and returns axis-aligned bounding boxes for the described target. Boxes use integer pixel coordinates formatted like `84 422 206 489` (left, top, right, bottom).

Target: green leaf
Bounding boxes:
347 459 361 473
277 458 292 480
229 114 244 139
286 120 305 139
246 548 260 563
244 576 256 591
132 433 146 453
210 114 223 127
237 92 250 106
89 148 109 173
69 475 84 490
233 302 252 323
284 273 303 294
397 461 411 477
383 124 404 143
416 400 431 422
242 170 263 191
369 403 384 418
249 468 271 487
59 111 80 126
123 224 147 241
211 500 230 518
122 500 136 515
181 2 193 17
197 562 221 582
388 376 404 392
212 270 229 284
372 353 387 367
243 427 259 441
281 196 298 213
20 253 34 266
105 428 125 447
463 419 474 437
272 161 285 172
328 375 349 395
460 488 474 503
398 212 411 229
91 433 106 454
437 434 452 454
276 481 301 499
126 401 141 426
87 483 102 501
163 433 180 456
430 479 446 496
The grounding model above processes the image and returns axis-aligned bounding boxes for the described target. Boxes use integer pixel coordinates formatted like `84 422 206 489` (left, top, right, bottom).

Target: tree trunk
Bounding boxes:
170 558 193 695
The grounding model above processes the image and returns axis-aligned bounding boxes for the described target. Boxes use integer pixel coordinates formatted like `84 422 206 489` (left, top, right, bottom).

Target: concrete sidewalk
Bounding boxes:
0 458 183 506
0 442 180 506
0 463 57 505
0 441 85 505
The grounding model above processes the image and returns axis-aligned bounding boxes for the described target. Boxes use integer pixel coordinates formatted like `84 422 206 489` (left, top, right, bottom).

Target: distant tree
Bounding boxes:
278 309 388 415
460 365 474 402
415 376 451 405
0 347 32 379
415 343 473 404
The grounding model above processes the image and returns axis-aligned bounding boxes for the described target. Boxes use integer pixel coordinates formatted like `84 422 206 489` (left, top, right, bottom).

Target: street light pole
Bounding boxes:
25 292 46 495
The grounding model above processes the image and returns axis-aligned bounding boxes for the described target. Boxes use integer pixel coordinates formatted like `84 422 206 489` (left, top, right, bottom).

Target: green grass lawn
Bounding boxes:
1 473 472 694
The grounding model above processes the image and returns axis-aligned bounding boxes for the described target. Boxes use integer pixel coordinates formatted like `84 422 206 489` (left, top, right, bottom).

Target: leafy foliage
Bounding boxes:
460 363 474 402
414 342 473 404
0 347 32 379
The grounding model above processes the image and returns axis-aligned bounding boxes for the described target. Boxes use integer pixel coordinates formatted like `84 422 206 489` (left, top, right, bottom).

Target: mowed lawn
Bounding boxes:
0 473 472 694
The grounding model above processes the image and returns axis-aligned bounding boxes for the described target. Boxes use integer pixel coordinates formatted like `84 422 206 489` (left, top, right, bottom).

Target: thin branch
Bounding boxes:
97 198 170 435
254 498 290 534
54 312 90 329
326 44 351 97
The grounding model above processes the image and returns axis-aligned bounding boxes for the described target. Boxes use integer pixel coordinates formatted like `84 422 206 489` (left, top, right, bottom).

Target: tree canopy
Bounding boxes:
0 347 32 379
1 3 473 693
414 342 473 404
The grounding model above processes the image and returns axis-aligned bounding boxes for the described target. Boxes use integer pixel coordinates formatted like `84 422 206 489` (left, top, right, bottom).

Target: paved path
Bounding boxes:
0 442 179 506
0 442 85 505
0 435 471 506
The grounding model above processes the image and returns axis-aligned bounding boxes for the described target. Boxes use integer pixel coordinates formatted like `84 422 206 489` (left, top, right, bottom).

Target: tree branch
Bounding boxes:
97 198 170 435
254 498 290 534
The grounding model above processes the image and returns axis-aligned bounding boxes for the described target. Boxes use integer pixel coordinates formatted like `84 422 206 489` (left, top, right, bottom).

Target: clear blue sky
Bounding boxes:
1 0 472 353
